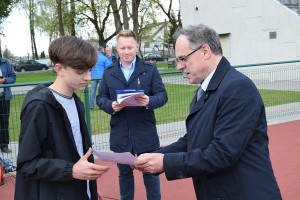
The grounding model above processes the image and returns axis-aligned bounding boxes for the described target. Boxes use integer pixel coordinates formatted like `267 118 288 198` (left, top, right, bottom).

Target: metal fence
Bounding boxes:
1 60 300 165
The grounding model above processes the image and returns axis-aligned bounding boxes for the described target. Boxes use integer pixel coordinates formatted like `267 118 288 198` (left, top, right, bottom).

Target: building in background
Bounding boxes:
180 0 300 65
140 21 175 59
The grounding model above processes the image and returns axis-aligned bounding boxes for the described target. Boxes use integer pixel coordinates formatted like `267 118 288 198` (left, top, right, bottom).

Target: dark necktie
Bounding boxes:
197 87 204 101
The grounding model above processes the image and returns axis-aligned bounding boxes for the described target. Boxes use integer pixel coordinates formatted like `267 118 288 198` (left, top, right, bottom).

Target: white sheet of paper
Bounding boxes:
93 151 137 165
117 92 144 106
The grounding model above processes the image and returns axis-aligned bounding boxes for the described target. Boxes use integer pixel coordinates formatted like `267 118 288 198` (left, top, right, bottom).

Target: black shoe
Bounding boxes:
1 146 12 153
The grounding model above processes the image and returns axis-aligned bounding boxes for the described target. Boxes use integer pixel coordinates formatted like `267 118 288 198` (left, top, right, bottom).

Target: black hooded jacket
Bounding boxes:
14 84 98 200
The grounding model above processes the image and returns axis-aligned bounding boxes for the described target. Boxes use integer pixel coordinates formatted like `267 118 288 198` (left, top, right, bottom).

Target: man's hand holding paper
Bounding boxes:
116 90 147 107
134 153 164 174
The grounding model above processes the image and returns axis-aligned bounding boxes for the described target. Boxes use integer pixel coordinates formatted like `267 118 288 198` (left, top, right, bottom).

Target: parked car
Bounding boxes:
143 53 166 62
35 58 53 68
14 60 49 72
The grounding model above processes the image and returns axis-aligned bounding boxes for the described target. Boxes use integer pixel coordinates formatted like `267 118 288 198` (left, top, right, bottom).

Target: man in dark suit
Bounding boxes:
135 24 282 200
97 30 167 200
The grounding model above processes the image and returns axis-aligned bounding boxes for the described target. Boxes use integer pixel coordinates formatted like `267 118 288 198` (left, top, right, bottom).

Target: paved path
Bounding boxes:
2 120 299 200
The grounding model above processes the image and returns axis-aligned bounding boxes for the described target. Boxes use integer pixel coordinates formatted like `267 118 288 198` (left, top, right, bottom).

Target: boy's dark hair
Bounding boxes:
49 35 98 70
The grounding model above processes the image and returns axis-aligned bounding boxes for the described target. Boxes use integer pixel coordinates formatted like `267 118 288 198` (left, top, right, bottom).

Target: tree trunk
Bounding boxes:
132 0 141 37
70 0 76 36
57 0 65 36
29 0 38 59
120 0 129 29
110 0 123 32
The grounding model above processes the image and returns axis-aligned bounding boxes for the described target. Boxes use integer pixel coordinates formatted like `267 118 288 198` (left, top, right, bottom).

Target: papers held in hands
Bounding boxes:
116 90 145 106
93 150 137 165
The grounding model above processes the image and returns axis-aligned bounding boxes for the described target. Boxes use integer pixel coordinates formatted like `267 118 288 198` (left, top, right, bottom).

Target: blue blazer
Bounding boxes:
0 58 16 100
157 57 281 200
97 56 167 154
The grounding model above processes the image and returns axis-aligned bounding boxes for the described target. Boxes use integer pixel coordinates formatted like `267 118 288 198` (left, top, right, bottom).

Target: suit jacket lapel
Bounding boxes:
189 95 205 115
111 63 127 85
188 57 231 116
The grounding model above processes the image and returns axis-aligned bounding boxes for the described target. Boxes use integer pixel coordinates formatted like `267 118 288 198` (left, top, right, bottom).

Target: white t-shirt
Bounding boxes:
50 89 91 198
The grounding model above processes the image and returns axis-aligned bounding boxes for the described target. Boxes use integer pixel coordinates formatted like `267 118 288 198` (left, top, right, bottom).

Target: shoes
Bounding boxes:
1 146 12 153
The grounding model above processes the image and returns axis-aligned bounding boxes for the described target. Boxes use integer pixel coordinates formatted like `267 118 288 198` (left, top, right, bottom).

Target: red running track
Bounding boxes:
1 120 299 199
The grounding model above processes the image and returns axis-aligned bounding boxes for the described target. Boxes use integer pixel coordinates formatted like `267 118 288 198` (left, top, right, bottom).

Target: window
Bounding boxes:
269 32 277 39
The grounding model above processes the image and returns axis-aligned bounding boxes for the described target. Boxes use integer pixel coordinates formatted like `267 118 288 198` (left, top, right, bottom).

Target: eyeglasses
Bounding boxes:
175 45 204 65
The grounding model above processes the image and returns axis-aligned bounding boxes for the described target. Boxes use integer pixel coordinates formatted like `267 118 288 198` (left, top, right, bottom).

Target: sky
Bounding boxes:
2 8 50 58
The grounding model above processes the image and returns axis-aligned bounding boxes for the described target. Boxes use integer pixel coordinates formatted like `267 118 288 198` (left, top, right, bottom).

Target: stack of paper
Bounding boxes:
116 90 145 106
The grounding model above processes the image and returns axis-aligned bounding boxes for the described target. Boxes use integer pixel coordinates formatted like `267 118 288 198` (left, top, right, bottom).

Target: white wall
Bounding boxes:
180 0 300 65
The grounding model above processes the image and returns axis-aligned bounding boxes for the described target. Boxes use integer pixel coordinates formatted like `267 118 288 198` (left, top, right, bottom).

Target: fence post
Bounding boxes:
84 85 92 137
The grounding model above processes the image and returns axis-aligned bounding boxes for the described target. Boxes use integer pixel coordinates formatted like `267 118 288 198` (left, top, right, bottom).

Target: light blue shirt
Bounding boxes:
120 58 137 81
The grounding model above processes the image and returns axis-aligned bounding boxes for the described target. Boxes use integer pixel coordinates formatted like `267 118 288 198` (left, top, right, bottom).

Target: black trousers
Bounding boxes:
0 96 10 148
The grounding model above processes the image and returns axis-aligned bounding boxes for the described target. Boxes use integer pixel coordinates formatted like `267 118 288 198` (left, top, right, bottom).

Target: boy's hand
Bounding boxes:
72 148 109 180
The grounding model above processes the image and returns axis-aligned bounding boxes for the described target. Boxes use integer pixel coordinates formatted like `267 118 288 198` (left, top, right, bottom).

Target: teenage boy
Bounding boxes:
15 36 109 200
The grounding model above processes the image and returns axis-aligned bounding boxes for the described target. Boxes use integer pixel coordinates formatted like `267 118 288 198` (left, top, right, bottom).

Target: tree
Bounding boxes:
0 0 18 58
11 0 180 58
75 0 121 47
0 0 16 21
152 0 182 44
2 46 14 60
40 50 45 58
120 0 128 29
69 0 76 35
131 0 141 34
110 0 123 32
56 0 64 36
29 0 39 59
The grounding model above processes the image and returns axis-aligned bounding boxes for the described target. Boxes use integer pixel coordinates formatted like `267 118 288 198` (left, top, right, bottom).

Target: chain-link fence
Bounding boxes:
1 61 300 166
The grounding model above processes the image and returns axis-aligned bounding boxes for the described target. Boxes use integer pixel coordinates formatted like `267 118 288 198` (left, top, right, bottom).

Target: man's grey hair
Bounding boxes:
173 24 223 55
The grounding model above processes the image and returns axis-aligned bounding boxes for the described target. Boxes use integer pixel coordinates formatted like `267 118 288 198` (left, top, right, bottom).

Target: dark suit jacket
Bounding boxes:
156 57 282 200
97 56 167 154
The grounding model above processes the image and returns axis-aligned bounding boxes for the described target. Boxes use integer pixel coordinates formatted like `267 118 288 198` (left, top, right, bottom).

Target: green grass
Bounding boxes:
15 65 175 83
260 89 300 107
15 70 56 83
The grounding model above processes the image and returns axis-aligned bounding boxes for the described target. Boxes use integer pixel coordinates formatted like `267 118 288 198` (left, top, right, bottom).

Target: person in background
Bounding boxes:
97 30 168 200
89 45 111 110
135 24 282 200
15 36 109 200
105 46 117 64
0 57 16 154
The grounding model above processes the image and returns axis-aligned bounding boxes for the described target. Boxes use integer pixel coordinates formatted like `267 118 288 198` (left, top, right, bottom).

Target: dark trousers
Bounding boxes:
117 163 161 200
0 96 10 148
117 149 161 200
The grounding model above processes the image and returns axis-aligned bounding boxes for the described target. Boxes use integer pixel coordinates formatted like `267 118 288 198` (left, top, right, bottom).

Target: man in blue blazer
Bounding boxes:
97 30 167 200
0 58 16 153
135 24 282 200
